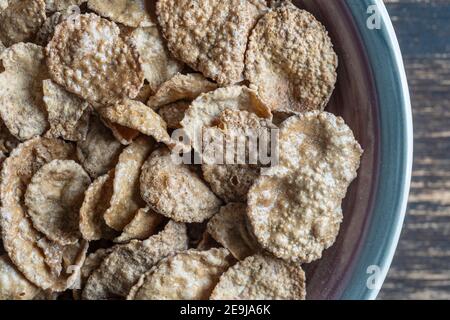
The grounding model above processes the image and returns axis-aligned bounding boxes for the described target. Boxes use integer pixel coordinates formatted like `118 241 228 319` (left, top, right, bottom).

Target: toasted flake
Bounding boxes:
24 160 91 245
0 137 88 291
128 248 233 300
147 73 217 110
128 27 183 89
247 112 363 263
181 86 272 153
45 0 85 12
99 99 172 146
79 170 117 241
82 221 188 299
114 207 164 243
46 13 144 105
77 115 123 178
88 0 156 28
35 6 80 46
0 43 49 141
0 255 40 300
245 5 338 112
210 254 306 300
140 148 222 223
43 79 91 142
156 0 267 85
201 109 276 202
207 203 260 260
158 101 190 129
104 137 155 231
0 0 46 47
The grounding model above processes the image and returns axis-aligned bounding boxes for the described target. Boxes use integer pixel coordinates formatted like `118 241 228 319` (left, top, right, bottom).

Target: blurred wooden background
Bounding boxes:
380 0 450 300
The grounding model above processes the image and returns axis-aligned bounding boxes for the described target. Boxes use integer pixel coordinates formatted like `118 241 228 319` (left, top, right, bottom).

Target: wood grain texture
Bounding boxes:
380 0 450 300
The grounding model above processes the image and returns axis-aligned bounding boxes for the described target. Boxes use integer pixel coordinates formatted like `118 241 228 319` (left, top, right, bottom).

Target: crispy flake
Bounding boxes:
210 254 306 300
0 0 46 47
246 5 338 112
43 79 90 142
82 221 188 299
156 0 267 85
104 137 155 231
207 203 261 260
128 27 183 89
99 99 172 146
114 207 164 243
46 13 144 105
140 148 222 223
128 248 233 300
0 137 88 291
0 43 49 141
79 170 117 241
88 0 156 28
247 112 362 263
76 115 123 178
147 73 217 110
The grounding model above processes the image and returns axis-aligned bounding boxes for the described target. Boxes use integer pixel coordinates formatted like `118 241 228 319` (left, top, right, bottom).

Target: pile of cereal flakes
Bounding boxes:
0 0 363 300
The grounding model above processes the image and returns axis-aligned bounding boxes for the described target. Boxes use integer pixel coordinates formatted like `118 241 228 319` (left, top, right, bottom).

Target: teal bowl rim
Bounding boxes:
341 0 413 300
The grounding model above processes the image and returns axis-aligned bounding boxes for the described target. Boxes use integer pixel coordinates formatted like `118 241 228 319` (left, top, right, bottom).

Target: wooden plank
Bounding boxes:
379 0 450 300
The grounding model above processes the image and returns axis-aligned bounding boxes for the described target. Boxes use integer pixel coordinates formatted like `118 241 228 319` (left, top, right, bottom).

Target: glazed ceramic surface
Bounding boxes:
291 0 413 299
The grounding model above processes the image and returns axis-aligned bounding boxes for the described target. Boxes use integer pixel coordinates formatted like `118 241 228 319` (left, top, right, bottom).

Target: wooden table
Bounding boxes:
379 0 450 300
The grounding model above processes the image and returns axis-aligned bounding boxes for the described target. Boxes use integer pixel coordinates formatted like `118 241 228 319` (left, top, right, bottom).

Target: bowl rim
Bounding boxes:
341 0 413 300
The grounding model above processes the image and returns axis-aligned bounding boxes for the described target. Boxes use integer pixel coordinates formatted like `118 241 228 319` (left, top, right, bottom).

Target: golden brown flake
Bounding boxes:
104 137 155 231
88 0 156 28
82 221 188 299
247 112 363 263
201 109 276 202
0 137 88 291
25 159 91 245
147 73 217 110
79 170 117 241
0 43 49 141
76 115 123 178
114 207 165 243
245 5 338 112
0 0 46 47
128 248 233 300
43 79 91 142
99 99 172 146
156 0 267 85
46 13 144 105
128 27 184 89
210 254 306 300
207 203 261 260
140 148 222 223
